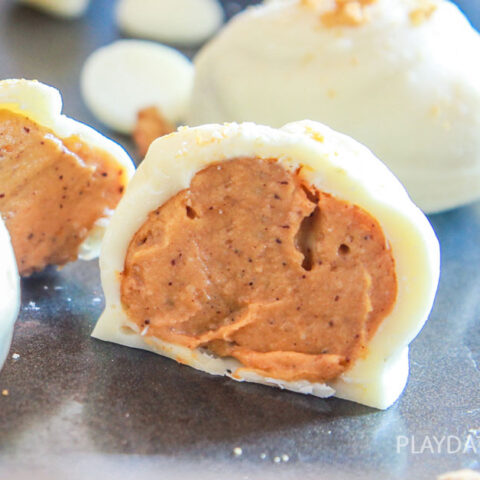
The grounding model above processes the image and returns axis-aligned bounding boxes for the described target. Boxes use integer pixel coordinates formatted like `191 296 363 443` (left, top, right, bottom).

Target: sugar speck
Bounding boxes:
273 456 281 463
26 301 40 311
233 447 243 457
11 353 20 360
282 454 290 462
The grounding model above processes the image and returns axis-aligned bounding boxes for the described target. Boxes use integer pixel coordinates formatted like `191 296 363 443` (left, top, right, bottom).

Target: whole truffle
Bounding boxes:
189 0 480 213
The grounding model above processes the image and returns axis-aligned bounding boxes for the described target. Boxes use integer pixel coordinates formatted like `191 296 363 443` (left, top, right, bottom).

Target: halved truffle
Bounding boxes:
92 121 439 409
0 79 135 275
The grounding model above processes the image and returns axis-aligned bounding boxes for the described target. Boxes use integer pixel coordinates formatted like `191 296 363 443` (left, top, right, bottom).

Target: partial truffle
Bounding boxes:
0 218 20 371
0 79 135 275
189 0 480 213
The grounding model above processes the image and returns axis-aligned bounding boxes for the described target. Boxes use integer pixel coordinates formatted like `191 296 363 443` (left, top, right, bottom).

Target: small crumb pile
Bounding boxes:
301 0 378 27
409 3 437 26
133 106 175 158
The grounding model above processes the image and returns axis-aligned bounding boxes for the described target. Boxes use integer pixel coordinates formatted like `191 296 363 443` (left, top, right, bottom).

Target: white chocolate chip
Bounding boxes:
17 0 90 18
116 0 224 46
81 40 194 134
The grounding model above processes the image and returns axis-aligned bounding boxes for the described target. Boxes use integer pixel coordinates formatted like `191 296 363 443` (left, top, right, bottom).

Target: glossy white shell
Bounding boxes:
0 219 20 371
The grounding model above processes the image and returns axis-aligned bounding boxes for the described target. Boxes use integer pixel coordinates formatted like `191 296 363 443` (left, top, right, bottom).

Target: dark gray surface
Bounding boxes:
0 1 479 479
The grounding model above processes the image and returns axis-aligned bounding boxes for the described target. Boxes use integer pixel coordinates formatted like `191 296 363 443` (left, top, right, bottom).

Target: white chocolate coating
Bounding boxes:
0 218 20 371
81 40 194 134
92 120 440 409
0 79 135 263
116 0 224 46
18 0 90 18
189 0 480 213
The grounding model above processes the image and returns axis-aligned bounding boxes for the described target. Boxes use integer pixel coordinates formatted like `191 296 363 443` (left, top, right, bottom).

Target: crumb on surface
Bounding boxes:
301 0 378 28
327 89 337 99
430 104 440 117
233 447 243 456
2 389 9 396
304 126 325 143
26 301 40 311
410 3 437 26
11 353 20 360
133 106 175 158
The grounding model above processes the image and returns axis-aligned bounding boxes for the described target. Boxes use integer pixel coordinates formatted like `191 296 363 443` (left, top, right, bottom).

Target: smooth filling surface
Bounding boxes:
0 109 127 276
121 157 397 383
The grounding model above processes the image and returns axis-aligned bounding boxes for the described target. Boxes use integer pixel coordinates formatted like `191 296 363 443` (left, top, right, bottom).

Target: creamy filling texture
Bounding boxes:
0 109 127 276
121 157 397 383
